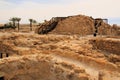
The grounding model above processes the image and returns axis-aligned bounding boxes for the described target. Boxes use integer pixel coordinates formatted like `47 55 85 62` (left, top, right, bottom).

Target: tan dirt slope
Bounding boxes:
51 15 94 35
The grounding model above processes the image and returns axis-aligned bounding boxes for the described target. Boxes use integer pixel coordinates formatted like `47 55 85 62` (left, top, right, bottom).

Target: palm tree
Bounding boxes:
29 19 37 31
9 17 16 28
16 18 21 31
29 19 33 31
33 20 37 23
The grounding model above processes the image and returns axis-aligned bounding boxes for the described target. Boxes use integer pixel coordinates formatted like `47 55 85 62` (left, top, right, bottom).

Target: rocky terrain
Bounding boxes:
0 15 120 80
0 32 120 80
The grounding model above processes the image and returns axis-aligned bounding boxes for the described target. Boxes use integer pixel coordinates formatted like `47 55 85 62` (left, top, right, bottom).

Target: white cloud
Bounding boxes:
0 0 120 24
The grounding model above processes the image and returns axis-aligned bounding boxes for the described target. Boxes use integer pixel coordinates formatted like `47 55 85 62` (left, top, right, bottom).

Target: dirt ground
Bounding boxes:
0 31 120 80
0 15 120 80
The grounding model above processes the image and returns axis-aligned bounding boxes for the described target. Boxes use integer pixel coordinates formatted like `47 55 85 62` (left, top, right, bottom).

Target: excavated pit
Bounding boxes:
0 32 120 80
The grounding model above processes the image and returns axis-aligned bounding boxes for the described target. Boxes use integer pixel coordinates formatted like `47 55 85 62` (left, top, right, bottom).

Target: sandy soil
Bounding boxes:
0 32 120 80
0 14 119 80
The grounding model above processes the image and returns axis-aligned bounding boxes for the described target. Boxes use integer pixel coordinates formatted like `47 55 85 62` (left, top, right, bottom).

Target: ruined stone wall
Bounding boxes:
90 38 120 55
98 23 120 36
0 41 18 56
98 22 112 35
111 24 120 36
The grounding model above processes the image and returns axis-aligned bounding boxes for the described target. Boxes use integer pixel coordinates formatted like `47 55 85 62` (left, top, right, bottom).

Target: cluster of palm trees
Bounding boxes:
9 17 37 31
9 17 21 30
29 19 37 31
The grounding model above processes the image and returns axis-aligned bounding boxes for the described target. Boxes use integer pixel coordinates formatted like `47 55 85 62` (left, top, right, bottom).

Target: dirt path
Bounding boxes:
51 54 99 80
51 54 120 80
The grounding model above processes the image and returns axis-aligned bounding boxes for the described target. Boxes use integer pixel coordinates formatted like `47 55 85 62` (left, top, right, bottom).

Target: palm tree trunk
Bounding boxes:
13 21 15 26
30 22 32 31
13 21 16 29
18 21 20 31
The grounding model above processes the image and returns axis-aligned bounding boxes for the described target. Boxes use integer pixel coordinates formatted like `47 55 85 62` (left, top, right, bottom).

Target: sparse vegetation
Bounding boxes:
9 17 21 30
9 17 17 28
16 18 21 31
29 19 37 31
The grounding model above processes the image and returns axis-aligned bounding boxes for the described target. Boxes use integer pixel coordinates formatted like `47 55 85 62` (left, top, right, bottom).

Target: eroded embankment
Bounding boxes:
89 37 120 71
0 54 89 80
90 37 120 55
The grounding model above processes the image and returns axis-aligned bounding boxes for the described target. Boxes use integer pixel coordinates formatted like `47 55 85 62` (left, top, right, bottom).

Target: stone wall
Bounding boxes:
90 38 120 55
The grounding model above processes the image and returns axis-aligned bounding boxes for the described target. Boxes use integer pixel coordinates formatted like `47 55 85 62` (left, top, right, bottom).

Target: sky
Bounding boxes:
0 0 120 25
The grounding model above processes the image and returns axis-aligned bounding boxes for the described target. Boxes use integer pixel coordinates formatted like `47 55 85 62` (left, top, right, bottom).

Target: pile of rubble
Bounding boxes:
47 15 120 36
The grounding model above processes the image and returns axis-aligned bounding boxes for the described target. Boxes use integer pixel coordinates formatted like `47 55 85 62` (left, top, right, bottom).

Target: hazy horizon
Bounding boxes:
0 0 120 25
